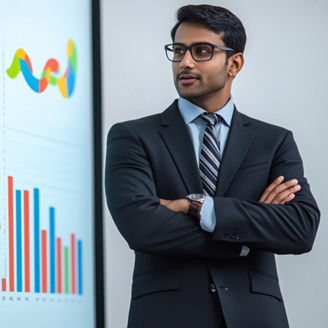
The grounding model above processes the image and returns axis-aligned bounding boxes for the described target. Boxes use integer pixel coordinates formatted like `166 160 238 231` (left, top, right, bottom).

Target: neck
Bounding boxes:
187 84 232 113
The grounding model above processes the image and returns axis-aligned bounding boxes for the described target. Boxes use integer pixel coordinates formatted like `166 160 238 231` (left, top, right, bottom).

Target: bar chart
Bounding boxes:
1 176 83 296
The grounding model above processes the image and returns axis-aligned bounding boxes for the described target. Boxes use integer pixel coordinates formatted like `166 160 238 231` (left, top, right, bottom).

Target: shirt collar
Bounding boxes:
178 96 234 127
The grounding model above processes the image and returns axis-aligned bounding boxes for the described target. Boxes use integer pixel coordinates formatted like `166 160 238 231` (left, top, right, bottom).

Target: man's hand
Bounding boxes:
259 176 301 204
160 176 301 213
160 198 190 214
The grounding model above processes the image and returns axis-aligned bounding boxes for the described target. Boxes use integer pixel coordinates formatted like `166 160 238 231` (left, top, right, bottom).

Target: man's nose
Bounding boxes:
179 50 196 69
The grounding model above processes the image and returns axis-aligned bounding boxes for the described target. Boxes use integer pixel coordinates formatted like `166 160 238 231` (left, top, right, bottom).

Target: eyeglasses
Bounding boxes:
164 42 235 62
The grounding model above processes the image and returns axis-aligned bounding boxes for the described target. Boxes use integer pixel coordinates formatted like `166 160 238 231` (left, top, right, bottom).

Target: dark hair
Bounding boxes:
171 4 246 56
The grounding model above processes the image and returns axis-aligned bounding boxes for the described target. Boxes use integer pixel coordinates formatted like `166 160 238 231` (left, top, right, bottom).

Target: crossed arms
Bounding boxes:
160 175 302 214
105 122 320 258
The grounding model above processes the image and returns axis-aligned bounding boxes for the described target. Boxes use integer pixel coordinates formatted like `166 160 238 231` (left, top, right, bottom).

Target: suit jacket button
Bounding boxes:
209 284 217 293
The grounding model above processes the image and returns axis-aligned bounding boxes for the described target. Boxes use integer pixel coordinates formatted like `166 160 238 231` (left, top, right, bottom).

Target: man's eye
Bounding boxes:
194 46 211 56
173 47 185 54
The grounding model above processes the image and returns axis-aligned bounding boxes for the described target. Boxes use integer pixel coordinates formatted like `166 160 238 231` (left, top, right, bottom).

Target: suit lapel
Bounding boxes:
158 101 256 197
216 108 256 196
158 100 203 194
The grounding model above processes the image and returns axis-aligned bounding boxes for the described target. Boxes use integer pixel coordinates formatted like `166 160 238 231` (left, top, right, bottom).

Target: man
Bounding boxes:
105 5 320 328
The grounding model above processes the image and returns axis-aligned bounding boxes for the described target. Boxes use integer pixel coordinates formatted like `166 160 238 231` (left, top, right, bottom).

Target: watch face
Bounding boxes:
187 193 205 201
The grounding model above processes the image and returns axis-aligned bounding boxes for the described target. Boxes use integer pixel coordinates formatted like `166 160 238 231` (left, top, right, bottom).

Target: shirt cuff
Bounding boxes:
199 196 216 232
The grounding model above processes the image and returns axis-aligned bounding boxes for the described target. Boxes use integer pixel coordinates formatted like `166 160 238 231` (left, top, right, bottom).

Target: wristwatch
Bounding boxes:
186 193 206 220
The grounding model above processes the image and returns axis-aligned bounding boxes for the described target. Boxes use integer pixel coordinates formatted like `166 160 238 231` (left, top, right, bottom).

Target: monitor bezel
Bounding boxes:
92 0 105 327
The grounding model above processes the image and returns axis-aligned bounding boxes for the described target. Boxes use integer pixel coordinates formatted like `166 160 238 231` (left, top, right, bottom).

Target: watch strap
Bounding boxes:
188 200 202 220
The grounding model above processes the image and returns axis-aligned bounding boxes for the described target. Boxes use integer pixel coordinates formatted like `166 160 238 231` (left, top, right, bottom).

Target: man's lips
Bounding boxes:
178 74 200 85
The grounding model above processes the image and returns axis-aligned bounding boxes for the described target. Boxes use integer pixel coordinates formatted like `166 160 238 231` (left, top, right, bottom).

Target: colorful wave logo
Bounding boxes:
6 40 77 99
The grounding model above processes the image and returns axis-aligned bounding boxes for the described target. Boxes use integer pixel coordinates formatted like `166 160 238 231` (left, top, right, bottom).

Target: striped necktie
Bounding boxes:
199 112 221 196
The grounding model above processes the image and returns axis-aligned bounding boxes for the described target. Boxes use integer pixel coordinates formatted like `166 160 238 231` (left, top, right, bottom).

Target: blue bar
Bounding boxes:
16 190 22 292
50 207 55 293
34 188 40 293
78 240 82 295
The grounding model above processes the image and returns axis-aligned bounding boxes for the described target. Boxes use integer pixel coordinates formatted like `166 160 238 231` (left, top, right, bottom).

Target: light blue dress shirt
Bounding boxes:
178 97 233 232
178 97 249 256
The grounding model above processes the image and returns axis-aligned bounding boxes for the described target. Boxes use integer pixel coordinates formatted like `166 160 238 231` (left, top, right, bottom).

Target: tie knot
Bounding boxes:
200 112 220 126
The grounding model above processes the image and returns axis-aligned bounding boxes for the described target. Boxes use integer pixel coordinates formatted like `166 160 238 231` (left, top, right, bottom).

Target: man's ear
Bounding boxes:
228 53 244 78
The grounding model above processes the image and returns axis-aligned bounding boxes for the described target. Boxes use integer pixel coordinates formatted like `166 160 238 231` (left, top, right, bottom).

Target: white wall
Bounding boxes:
101 0 328 327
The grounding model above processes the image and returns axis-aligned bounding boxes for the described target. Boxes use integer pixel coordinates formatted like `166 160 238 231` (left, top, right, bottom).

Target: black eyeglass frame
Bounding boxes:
164 42 236 62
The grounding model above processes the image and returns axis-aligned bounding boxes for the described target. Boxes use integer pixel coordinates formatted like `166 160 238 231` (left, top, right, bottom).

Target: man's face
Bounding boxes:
172 22 230 101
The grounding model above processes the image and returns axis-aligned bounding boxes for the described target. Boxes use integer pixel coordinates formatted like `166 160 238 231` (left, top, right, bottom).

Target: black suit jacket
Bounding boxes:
105 100 320 328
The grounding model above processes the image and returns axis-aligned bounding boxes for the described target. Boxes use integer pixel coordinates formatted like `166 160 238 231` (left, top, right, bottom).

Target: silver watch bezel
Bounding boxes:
186 193 206 203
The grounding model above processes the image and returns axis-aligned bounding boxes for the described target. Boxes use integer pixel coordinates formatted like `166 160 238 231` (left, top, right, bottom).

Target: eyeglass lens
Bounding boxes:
166 43 213 62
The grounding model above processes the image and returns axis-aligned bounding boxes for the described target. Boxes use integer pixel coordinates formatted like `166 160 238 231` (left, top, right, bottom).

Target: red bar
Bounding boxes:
71 233 76 294
24 190 30 292
2 278 6 291
57 237 62 293
41 230 47 293
8 176 14 292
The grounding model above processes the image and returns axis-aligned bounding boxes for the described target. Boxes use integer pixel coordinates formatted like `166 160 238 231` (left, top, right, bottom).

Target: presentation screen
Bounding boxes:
0 1 101 327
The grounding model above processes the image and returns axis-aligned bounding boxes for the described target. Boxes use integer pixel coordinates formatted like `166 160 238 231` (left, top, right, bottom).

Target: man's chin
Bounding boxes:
177 88 203 100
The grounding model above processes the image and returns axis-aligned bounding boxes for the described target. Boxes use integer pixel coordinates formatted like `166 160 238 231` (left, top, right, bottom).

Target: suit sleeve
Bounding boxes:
105 122 242 259
212 131 320 254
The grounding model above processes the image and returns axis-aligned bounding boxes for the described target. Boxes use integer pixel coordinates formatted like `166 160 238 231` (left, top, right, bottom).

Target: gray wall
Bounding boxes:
101 0 328 327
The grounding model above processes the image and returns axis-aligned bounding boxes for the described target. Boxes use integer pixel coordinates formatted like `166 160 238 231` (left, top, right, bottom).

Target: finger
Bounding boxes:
269 184 301 204
273 179 298 194
278 193 295 204
265 179 298 203
259 176 284 202
274 185 301 204
273 192 296 204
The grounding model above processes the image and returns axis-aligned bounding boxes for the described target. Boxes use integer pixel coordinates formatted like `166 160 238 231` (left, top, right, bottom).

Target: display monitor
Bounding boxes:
0 0 104 327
